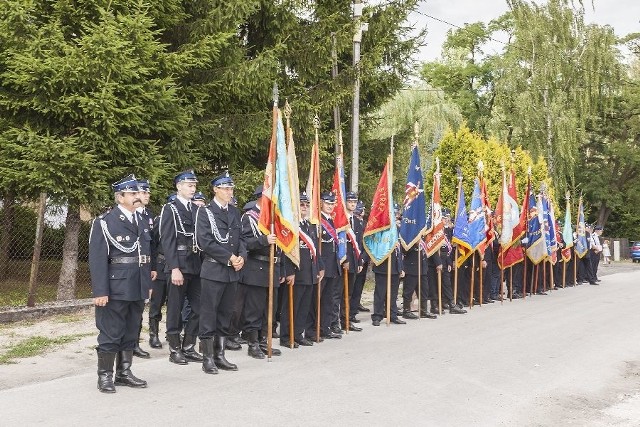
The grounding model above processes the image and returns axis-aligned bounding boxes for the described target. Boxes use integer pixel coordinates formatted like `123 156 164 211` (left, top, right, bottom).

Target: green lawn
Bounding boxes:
0 260 92 307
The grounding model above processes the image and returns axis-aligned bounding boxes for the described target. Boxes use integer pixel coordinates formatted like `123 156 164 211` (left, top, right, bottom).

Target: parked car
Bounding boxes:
631 242 640 262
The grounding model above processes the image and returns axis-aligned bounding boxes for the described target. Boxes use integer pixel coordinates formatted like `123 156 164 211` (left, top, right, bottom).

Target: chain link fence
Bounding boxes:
0 198 92 307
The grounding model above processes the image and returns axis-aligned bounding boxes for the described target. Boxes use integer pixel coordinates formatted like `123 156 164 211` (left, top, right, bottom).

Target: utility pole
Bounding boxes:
331 33 341 156
351 0 367 193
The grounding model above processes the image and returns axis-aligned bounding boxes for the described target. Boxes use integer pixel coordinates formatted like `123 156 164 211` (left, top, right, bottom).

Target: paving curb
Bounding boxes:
0 299 94 324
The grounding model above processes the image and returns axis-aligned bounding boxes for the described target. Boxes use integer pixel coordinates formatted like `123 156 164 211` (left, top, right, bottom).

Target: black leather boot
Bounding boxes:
247 331 265 359
182 334 203 362
402 308 419 320
97 351 117 393
114 350 147 388
214 336 238 371
166 334 188 365
259 336 281 356
199 338 218 374
133 324 150 358
420 309 437 319
148 319 162 349
225 335 242 351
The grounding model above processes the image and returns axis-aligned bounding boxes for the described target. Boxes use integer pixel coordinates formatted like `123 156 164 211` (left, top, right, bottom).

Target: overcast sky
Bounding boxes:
408 0 640 62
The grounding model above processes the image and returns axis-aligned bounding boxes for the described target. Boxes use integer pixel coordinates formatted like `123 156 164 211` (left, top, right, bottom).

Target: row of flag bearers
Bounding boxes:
88 96 603 392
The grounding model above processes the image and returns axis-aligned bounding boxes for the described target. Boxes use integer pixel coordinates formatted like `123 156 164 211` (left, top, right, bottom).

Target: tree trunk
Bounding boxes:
27 193 48 307
56 203 81 301
596 202 611 229
0 190 16 277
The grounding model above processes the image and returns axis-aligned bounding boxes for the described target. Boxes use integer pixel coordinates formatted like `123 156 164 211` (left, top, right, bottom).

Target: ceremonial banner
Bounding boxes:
363 157 397 265
495 169 520 247
424 171 445 256
561 199 573 262
452 185 473 268
285 122 301 267
306 139 321 226
258 108 298 253
526 193 547 264
468 179 487 253
400 145 427 250
331 151 349 263
575 198 589 258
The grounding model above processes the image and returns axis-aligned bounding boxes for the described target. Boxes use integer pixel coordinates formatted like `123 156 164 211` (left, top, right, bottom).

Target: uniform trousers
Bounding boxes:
320 276 338 332
280 284 313 341
165 273 200 336
372 273 400 321
402 274 429 309
338 272 357 325
306 282 323 339
96 299 145 353
350 264 368 318
148 277 168 322
236 283 267 333
199 278 236 338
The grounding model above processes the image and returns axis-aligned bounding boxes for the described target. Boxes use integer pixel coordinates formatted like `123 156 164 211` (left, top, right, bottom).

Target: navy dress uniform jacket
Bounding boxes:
89 207 152 301
196 202 246 282
285 220 324 285
159 200 201 275
320 214 341 278
239 207 284 287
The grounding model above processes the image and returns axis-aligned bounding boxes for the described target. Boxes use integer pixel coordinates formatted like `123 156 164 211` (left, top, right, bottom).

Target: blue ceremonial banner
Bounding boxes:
575 198 588 258
468 179 487 252
541 196 555 257
452 185 473 268
526 193 547 264
400 145 427 250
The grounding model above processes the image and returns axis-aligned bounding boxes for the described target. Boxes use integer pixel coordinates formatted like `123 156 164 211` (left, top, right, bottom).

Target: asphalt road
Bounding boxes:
2 267 640 426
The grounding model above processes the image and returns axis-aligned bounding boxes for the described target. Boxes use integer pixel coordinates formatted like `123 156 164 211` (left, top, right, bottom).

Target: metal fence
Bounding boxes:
0 198 92 307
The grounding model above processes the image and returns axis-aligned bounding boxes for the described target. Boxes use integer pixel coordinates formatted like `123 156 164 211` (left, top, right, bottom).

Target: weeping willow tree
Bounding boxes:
489 0 623 190
361 85 463 200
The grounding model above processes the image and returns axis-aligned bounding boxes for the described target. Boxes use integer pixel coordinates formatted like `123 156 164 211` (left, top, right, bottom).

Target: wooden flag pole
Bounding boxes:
453 167 463 306
386 255 392 326
509 266 513 302
470 254 475 308
479 255 484 306
522 253 528 298
284 100 295 350
313 115 322 344
543 259 547 292
501 249 505 303
549 258 555 291
417 242 422 319
533 264 539 295
266 83 279 360
437 268 443 315
453 250 459 304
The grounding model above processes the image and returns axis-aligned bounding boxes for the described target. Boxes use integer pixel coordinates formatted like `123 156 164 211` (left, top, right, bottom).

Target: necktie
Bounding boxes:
187 201 192 212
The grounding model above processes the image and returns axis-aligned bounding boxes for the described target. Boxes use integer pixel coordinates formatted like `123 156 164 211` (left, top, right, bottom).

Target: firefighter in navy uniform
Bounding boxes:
401 240 436 320
158 170 202 365
238 189 289 358
89 174 152 393
314 191 345 339
371 204 405 326
195 172 246 374
338 191 363 332
280 191 325 347
147 193 176 349
132 179 154 358
350 201 370 316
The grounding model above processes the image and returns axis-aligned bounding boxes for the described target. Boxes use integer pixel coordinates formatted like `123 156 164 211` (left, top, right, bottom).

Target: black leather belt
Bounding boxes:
253 255 279 263
109 255 151 264
204 256 232 266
